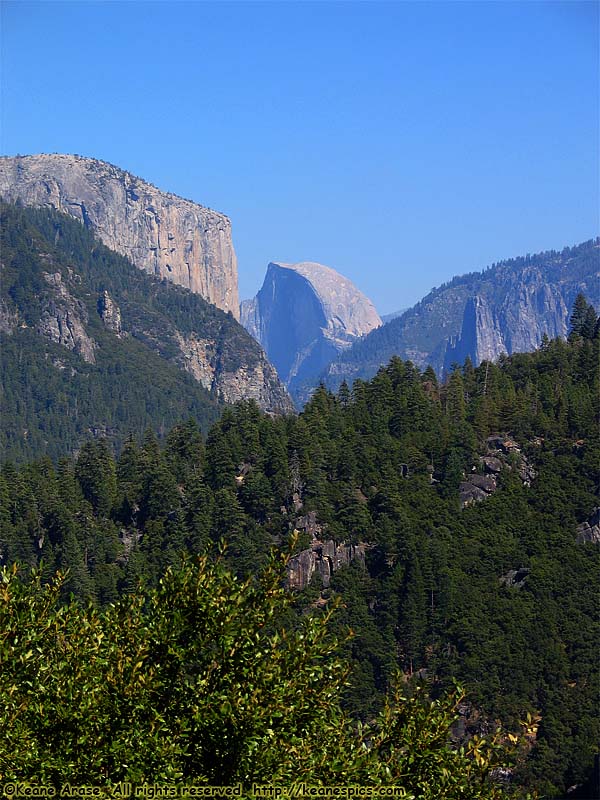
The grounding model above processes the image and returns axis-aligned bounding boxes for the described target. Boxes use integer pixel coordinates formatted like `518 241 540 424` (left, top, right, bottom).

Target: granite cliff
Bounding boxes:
442 267 573 370
0 154 239 318
322 239 599 391
241 261 381 403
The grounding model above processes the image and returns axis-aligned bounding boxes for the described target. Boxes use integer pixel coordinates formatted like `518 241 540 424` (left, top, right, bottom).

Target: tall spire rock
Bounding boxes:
319 239 598 393
241 260 381 402
0 154 240 318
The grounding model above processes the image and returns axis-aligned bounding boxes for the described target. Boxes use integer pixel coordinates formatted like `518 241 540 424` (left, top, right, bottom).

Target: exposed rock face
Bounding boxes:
444 295 506 367
2 201 293 431
0 154 239 318
459 435 537 508
97 291 122 336
241 261 381 401
576 508 600 545
444 271 571 371
480 456 503 475
499 568 530 589
38 272 96 363
175 331 295 414
0 301 19 334
459 477 496 508
287 540 366 590
321 239 599 391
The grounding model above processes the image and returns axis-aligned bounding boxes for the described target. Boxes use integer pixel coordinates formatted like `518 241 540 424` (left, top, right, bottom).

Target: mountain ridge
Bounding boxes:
320 238 599 392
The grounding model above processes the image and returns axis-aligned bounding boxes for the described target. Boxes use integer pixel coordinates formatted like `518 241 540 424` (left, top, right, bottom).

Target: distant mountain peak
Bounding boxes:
267 260 381 341
241 260 381 403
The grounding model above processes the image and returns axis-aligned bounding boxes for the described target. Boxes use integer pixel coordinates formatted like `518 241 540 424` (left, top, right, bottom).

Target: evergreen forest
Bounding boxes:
0 203 285 463
1 298 599 797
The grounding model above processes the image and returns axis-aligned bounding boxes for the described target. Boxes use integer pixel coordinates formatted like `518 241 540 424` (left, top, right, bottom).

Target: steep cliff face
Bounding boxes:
443 267 571 370
287 540 366 590
443 295 506 368
97 291 122 336
38 272 96 363
322 239 599 391
499 268 570 352
174 331 293 413
241 261 381 401
0 154 239 318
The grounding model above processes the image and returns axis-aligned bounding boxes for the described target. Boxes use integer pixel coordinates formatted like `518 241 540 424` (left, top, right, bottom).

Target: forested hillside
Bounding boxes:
0 203 291 462
1 313 599 797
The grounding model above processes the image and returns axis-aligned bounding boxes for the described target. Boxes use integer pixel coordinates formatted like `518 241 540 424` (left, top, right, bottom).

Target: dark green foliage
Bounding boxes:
569 293 591 338
0 202 278 463
1 296 598 796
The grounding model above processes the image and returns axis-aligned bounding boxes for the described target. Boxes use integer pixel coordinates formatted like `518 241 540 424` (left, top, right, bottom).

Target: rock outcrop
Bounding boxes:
175 331 294 414
97 291 122 336
576 508 600 545
38 272 96 363
0 301 19 334
241 261 381 401
287 539 366 590
459 473 497 507
321 239 599 391
444 295 507 367
0 154 239 318
459 435 537 508
1 202 293 461
443 271 571 371
499 567 530 589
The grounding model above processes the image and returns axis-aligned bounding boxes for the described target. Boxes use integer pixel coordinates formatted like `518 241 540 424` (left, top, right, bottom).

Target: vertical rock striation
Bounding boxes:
0 154 239 318
97 291 122 336
38 272 96 363
443 268 572 371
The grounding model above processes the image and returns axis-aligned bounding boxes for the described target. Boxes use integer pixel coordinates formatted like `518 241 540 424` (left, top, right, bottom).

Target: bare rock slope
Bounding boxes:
241 261 381 402
0 154 239 318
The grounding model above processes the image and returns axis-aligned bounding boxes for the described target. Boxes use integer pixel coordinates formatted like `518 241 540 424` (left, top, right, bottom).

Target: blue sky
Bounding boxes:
1 1 597 314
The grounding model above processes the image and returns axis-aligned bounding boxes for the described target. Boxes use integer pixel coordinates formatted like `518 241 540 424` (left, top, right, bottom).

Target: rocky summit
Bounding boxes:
241 260 381 403
0 154 239 318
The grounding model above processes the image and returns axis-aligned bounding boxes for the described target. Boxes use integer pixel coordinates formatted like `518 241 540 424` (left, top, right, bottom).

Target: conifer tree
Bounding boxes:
164 418 205 484
568 293 589 338
581 304 598 340
75 439 117 518
446 370 466 423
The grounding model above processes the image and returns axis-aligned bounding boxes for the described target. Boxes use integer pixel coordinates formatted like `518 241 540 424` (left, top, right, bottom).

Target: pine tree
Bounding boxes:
338 380 351 407
164 418 205 484
399 552 427 674
569 293 589 338
205 426 236 490
581 304 598 340
440 448 464 499
116 435 143 525
445 370 466 423
183 475 214 555
75 439 117 518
